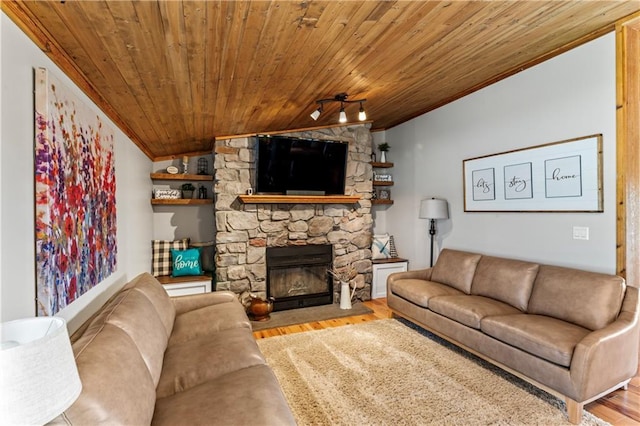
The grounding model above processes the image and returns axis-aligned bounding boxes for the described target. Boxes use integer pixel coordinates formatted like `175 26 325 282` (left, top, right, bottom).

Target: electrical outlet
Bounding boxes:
573 226 589 240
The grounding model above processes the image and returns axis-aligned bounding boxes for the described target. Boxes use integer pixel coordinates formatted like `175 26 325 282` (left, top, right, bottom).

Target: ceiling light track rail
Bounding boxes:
310 92 367 123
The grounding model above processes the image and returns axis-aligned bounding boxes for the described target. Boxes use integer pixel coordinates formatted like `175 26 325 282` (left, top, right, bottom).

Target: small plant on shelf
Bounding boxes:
181 183 195 199
377 143 390 162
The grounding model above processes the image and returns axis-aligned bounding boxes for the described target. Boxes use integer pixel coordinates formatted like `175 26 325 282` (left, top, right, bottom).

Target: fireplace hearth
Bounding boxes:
266 245 333 311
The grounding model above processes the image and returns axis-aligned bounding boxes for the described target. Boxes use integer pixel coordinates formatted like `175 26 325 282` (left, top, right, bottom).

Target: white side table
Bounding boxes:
372 258 408 299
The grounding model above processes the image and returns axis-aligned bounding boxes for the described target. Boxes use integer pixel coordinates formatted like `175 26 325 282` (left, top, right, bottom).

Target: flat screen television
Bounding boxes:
255 135 348 195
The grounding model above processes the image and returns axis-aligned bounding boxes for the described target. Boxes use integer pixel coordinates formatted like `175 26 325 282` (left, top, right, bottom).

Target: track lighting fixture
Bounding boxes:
310 93 367 123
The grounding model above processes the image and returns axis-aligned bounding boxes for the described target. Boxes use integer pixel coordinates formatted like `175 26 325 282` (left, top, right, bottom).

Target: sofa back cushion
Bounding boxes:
471 256 539 311
104 288 170 385
125 272 176 336
528 265 626 330
430 249 482 294
63 324 157 424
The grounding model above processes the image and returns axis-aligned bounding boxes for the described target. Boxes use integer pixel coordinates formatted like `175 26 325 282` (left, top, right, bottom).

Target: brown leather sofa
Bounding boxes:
387 249 639 424
50 273 295 425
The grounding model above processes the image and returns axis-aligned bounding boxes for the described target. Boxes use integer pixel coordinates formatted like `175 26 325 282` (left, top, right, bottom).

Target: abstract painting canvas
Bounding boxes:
34 68 117 316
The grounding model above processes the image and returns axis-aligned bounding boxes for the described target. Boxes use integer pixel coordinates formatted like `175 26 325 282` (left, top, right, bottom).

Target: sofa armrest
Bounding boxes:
171 291 239 315
570 286 639 400
387 268 432 284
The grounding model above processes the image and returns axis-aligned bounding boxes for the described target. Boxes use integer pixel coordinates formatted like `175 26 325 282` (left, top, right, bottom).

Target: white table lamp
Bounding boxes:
419 198 449 267
1 317 82 425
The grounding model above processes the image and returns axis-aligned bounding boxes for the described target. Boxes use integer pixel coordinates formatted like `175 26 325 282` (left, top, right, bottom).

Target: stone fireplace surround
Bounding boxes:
214 124 374 305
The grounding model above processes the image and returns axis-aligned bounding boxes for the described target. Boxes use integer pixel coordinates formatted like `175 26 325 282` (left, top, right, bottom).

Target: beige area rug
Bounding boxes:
250 302 372 332
257 319 610 426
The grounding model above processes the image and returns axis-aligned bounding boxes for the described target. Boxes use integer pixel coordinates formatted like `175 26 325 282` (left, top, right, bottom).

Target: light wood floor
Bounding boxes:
253 298 640 425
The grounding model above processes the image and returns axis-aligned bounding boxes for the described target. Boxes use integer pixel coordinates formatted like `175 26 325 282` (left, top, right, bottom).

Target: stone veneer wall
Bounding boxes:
214 124 374 304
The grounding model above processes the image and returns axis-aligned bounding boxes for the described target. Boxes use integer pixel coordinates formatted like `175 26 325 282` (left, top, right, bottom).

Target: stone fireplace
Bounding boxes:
213 124 373 305
266 244 333 311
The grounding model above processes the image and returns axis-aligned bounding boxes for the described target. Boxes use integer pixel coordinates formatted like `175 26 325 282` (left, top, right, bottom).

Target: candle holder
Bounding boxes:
182 156 189 174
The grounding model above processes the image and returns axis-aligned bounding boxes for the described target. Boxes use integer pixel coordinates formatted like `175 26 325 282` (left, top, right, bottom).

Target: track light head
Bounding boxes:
339 104 347 123
358 102 366 121
310 106 322 120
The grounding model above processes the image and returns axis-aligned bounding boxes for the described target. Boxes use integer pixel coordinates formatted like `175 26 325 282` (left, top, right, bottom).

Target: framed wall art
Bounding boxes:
463 134 603 212
34 68 117 316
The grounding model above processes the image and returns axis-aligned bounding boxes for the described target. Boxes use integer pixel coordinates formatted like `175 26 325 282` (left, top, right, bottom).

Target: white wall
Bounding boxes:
386 33 617 273
0 13 153 331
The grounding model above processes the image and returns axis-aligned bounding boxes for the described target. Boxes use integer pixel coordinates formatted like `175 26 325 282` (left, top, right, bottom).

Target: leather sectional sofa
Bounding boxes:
387 249 639 424
50 273 295 425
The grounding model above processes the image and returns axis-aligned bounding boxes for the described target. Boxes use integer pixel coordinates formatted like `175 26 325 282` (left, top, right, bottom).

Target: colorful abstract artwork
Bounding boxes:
34 68 117 316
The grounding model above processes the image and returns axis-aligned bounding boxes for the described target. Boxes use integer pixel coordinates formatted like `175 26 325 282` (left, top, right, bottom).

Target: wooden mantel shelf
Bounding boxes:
238 194 360 204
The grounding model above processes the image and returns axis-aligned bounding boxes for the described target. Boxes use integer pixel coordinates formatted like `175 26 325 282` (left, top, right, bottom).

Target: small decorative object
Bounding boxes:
182 155 189 174
154 189 181 199
247 295 274 321
198 185 207 199
327 266 358 309
378 189 391 200
378 142 390 163
166 165 179 174
181 183 195 199
197 157 208 175
246 187 253 195
371 152 376 162
339 281 352 309
375 173 393 182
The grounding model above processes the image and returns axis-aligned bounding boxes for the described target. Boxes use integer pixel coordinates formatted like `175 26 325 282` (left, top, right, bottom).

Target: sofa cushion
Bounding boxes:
152 365 296 426
127 272 176 337
481 314 591 367
157 328 266 398
528 265 626 330
169 300 252 346
104 288 169 386
389 278 464 308
430 249 482 294
65 324 157 425
471 256 539 311
429 295 521 329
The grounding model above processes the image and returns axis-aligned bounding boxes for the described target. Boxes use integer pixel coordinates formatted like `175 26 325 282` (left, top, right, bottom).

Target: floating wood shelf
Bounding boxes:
151 173 213 181
151 198 213 205
373 181 394 186
372 199 394 205
238 195 360 204
371 161 394 168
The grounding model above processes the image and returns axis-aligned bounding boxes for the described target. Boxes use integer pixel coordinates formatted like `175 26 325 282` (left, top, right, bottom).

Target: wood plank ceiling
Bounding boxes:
3 1 640 160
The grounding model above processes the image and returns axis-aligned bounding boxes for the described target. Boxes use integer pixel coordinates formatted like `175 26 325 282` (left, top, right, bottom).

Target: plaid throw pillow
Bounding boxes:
152 239 189 276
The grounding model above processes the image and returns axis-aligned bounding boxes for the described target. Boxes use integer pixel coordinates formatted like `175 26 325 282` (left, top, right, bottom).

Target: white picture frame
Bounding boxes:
463 134 603 212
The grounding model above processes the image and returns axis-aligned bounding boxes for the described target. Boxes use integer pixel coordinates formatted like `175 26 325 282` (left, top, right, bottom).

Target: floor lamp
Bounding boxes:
419 198 449 267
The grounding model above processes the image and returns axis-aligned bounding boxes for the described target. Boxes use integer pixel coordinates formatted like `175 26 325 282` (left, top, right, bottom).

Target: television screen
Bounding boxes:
255 135 348 195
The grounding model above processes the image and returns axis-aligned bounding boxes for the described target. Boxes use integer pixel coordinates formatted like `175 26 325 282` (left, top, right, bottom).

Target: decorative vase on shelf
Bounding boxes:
380 151 387 163
339 281 352 310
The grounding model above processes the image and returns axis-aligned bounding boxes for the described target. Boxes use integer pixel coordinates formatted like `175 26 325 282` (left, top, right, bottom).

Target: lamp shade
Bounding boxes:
419 198 449 219
0 317 82 424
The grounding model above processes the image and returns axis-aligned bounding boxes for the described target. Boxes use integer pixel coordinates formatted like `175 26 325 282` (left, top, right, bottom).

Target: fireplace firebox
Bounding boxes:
266 244 333 311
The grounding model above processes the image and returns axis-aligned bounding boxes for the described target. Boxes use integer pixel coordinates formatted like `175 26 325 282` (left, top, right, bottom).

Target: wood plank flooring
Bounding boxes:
253 298 640 425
